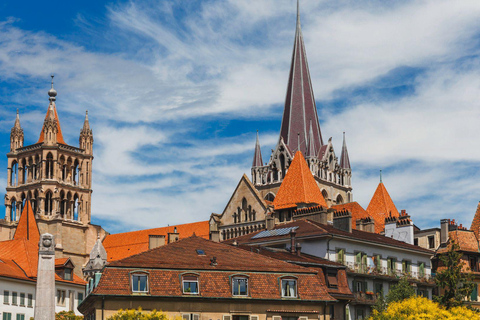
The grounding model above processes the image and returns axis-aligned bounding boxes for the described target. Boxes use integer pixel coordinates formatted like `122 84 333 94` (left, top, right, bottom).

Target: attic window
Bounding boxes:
196 249 205 256
64 268 72 281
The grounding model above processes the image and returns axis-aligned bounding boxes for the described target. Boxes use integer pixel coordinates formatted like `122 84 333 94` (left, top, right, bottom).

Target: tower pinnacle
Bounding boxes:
339 132 351 169
252 131 263 167
48 74 57 103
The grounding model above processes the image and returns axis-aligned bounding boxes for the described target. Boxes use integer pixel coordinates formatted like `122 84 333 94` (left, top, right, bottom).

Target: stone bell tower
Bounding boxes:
1 75 105 276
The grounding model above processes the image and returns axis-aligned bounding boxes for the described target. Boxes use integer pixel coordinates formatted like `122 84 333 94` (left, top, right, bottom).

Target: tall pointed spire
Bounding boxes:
37 75 66 145
14 109 21 129
252 131 263 167
10 109 24 152
279 0 323 156
340 132 351 169
82 110 91 132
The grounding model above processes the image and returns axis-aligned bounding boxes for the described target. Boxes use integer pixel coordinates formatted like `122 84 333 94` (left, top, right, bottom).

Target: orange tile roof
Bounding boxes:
273 151 327 210
0 239 39 278
103 220 210 262
470 202 480 238
437 229 480 254
366 182 399 233
55 257 70 267
36 103 66 144
331 202 370 230
13 200 40 244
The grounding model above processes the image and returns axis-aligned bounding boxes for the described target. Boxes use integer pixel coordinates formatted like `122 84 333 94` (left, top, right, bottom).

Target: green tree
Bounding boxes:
434 241 475 309
385 277 415 304
107 308 172 320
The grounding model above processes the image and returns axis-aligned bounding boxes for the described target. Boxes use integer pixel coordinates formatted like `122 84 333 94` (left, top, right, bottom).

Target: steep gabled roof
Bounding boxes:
366 182 399 233
470 202 480 238
279 2 323 155
273 151 327 210
13 200 40 244
339 132 351 169
36 103 66 144
102 220 209 262
252 131 263 167
437 229 480 254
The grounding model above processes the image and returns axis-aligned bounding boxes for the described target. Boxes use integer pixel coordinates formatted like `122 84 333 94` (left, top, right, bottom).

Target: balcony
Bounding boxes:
345 262 434 283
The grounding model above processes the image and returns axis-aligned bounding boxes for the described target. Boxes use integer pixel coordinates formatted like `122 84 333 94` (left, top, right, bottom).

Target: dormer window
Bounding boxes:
64 268 72 281
132 273 148 293
183 275 199 294
281 278 297 298
232 277 248 296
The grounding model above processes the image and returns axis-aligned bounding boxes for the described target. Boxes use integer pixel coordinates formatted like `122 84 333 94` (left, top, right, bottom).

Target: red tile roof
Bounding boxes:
36 104 66 144
55 257 70 267
273 151 327 210
227 219 433 255
470 202 480 239
366 182 400 233
331 202 370 230
13 200 40 244
103 221 209 262
93 236 334 301
437 229 480 254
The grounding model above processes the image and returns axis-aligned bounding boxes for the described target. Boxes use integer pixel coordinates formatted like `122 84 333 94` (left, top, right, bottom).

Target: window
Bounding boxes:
374 282 383 297
183 275 199 294
329 305 335 318
19 293 25 306
3 313 12 320
387 258 396 275
12 292 17 305
281 279 297 298
57 290 66 306
16 315 25 320
336 249 345 265
355 252 367 273
64 268 72 281
472 284 479 302
3 290 9 304
353 280 367 293
419 262 425 278
27 294 33 307
470 257 477 272
327 272 338 288
232 277 248 296
78 292 84 304
402 260 411 274
182 314 199 320
428 236 435 249
372 254 382 271
414 238 418 246
132 274 148 293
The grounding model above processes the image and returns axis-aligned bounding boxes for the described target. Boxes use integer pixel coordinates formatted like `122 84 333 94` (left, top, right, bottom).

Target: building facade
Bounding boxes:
0 76 106 275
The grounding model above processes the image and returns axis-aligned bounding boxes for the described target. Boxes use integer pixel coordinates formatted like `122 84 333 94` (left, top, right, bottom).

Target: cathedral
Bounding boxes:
210 3 353 241
0 76 106 275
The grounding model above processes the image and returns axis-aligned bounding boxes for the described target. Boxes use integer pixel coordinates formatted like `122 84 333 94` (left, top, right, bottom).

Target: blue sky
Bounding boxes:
1 0 480 234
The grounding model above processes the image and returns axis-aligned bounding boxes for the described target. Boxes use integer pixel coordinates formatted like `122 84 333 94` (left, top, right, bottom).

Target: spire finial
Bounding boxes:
48 74 57 102
297 132 300 152
297 0 300 27
380 170 382 183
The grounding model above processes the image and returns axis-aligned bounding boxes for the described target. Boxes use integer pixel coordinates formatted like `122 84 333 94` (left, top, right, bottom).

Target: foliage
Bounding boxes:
369 296 480 320
107 308 172 320
372 292 387 314
434 241 475 309
56 311 84 320
385 277 416 304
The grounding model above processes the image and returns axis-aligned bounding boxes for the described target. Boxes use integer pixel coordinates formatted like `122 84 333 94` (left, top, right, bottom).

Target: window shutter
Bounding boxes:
356 252 361 264
376 255 381 269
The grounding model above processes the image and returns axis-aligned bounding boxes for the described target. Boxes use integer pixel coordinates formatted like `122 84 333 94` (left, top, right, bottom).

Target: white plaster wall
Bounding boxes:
0 278 85 318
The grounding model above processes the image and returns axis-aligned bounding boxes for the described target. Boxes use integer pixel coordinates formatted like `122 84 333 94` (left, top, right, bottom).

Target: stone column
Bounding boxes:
5 204 11 222
34 233 56 320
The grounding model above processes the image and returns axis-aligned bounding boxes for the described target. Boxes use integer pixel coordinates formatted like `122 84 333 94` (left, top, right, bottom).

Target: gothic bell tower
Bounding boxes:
1 75 104 276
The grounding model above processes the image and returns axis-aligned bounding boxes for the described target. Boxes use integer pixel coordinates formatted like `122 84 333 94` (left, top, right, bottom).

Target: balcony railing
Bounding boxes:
345 261 434 282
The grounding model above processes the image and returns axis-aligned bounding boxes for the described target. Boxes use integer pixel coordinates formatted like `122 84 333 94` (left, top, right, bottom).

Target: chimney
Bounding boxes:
210 230 220 242
148 235 165 249
290 229 297 253
295 242 302 256
333 210 352 233
168 228 179 244
440 219 449 244
356 219 363 231
363 218 375 233
266 215 275 230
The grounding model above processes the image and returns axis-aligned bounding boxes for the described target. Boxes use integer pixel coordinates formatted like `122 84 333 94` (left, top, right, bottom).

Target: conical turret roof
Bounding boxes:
340 132 351 169
273 151 327 210
279 1 323 155
366 181 399 233
252 131 263 167
37 103 66 145
13 199 40 244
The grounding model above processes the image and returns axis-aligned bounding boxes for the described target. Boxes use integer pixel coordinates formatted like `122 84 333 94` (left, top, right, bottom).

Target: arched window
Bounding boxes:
21 158 27 184
322 190 328 203
11 161 18 186
280 154 286 179
242 198 248 221
10 198 17 221
73 160 80 185
46 153 54 179
73 194 79 221
264 193 275 202
60 191 66 218
336 194 344 205
45 191 53 215
33 190 39 214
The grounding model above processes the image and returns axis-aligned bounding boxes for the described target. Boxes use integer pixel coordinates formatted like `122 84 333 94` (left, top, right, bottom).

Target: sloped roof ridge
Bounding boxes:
109 235 317 274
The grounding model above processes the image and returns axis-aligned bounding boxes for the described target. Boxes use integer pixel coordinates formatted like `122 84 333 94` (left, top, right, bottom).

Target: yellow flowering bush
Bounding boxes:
107 308 174 320
369 296 480 320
